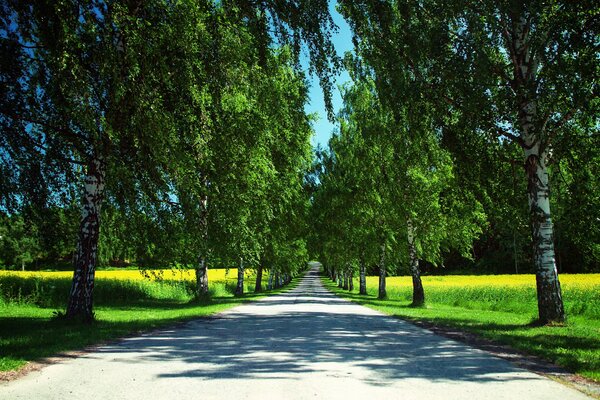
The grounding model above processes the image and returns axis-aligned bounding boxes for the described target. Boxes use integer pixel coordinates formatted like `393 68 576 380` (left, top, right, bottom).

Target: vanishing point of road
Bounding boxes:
0 264 593 399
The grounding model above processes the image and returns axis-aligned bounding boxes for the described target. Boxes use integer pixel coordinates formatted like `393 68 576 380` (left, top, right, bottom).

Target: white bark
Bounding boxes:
407 219 424 306
378 241 386 299
67 157 106 320
512 16 564 322
235 258 244 295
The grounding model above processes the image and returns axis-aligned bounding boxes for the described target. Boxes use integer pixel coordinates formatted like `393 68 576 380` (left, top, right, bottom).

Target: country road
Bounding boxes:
0 265 592 400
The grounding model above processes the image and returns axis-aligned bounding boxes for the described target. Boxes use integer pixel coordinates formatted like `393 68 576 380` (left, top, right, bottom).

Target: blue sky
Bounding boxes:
304 4 353 149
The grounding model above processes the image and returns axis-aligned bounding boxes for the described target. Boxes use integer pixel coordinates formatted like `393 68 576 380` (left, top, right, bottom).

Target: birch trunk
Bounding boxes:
359 256 367 295
66 157 106 321
267 269 274 290
235 258 244 295
348 270 354 291
254 263 263 293
342 271 349 290
195 192 209 297
407 219 425 306
525 147 564 323
378 241 387 299
512 16 564 323
196 256 209 297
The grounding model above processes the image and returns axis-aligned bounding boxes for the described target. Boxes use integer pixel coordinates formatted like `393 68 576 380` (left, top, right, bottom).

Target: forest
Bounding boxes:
0 0 598 326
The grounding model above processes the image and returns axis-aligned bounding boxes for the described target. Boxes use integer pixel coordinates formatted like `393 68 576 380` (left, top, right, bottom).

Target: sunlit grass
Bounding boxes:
0 268 294 374
364 274 600 320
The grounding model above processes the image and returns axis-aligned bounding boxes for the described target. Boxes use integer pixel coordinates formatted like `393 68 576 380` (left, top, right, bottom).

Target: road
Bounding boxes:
0 264 593 399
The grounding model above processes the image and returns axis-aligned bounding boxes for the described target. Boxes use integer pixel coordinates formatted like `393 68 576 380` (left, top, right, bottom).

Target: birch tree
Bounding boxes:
338 0 598 323
1 0 181 320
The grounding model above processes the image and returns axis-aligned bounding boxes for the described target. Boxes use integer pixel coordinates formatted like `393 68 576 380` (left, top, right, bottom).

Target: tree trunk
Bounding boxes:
348 270 354 291
195 192 209 297
407 219 425 306
254 263 263 293
195 256 208 297
66 157 106 321
511 16 564 323
359 256 367 295
378 241 386 299
267 269 274 290
342 272 349 290
337 271 343 288
525 150 564 323
21 259 24 271
235 258 244 295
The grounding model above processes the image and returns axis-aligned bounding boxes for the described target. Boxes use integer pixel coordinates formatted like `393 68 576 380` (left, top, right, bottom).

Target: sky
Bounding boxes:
304 4 353 149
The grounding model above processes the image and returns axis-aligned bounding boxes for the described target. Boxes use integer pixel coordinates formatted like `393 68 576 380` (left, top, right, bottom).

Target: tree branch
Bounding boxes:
493 125 525 146
545 109 575 146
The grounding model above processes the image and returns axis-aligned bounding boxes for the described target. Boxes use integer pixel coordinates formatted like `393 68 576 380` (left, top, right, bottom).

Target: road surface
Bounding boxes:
0 264 593 399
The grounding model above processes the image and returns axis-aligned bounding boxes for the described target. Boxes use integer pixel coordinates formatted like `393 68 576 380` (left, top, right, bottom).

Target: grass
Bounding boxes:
0 269 296 374
323 274 600 383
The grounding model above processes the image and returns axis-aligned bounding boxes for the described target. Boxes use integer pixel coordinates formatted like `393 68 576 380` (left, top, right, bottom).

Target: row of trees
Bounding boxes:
312 1 598 324
0 0 340 321
1 1 597 326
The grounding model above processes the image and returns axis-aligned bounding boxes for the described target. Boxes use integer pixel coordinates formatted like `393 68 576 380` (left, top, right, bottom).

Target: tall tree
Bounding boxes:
1 1 182 320
338 0 598 323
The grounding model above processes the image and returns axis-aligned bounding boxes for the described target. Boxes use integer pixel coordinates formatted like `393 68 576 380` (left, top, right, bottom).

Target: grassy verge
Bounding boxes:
322 276 600 383
0 274 299 374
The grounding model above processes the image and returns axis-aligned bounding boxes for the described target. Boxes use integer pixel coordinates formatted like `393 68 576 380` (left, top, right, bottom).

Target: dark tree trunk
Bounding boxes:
254 263 263 293
267 269 274 290
274 271 280 288
66 157 106 321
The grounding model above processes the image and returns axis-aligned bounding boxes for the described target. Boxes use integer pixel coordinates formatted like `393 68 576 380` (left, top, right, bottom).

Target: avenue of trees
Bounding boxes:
0 0 339 320
312 1 598 323
1 1 598 324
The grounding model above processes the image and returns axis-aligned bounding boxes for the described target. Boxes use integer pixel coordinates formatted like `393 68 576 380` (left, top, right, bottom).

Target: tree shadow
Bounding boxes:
77 270 543 386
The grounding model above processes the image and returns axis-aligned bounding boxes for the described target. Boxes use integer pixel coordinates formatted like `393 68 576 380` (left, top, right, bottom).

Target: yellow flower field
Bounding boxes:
352 273 600 321
365 273 600 290
0 268 255 282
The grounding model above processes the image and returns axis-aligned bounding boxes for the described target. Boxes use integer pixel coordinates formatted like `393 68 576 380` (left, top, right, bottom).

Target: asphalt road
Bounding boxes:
0 264 593 399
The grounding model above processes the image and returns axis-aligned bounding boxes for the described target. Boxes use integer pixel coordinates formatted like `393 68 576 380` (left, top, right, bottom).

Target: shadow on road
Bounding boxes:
90 267 538 386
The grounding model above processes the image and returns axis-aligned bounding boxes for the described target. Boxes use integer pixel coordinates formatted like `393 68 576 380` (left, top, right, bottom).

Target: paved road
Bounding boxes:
1 265 592 399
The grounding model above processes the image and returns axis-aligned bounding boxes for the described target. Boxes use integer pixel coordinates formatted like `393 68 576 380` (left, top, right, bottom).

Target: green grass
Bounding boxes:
323 276 600 383
0 275 297 373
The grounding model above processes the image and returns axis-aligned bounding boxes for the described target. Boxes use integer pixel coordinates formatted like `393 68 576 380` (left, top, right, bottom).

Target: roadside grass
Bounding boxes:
323 275 600 382
0 271 297 374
